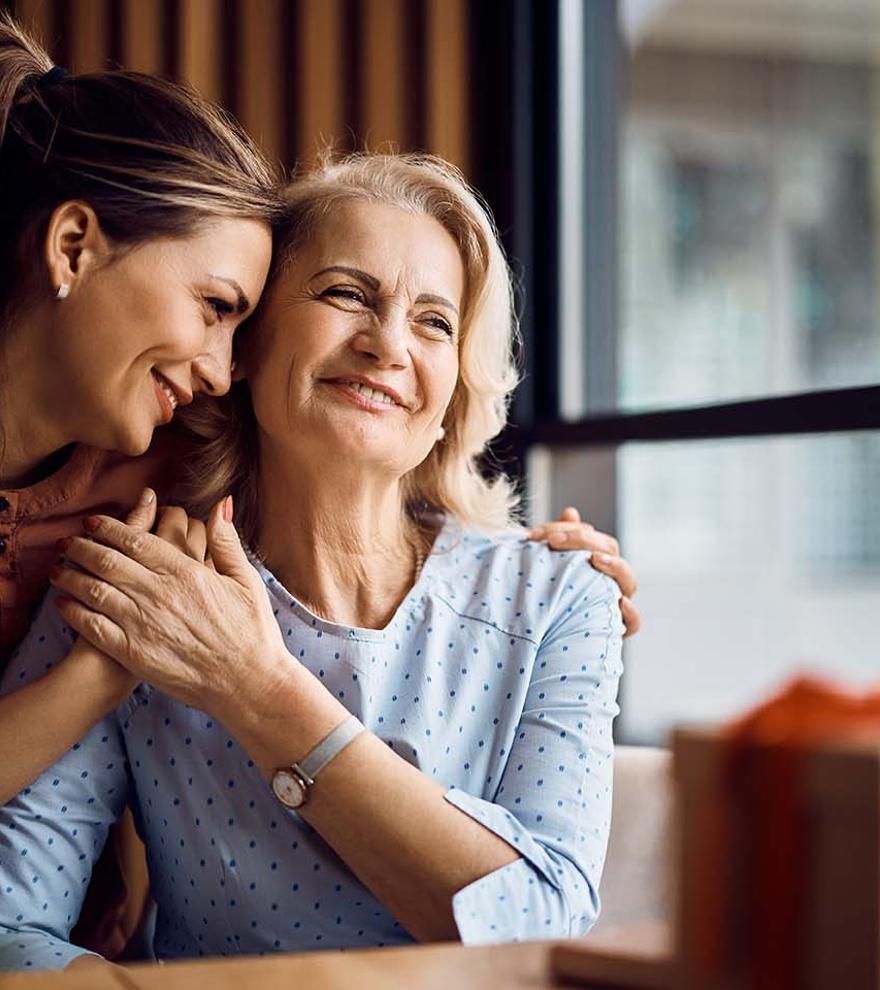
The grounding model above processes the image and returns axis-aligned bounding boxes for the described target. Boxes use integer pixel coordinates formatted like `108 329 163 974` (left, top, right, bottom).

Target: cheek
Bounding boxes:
425 350 459 419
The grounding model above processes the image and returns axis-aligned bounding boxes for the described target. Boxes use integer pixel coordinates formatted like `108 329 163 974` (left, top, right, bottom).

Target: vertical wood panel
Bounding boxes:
179 0 221 101
69 0 108 72
120 0 162 74
13 0 53 50
425 0 469 171
361 0 406 151
296 0 344 165
238 0 283 165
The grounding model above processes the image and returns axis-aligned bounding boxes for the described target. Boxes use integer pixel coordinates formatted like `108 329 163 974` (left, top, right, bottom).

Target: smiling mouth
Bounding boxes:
152 370 179 413
328 379 404 408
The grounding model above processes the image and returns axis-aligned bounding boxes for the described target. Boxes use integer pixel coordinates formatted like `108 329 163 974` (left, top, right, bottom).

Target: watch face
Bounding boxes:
271 770 305 809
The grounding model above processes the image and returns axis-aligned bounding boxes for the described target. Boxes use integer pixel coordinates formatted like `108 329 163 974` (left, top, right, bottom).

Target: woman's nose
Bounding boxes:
191 336 234 397
354 306 410 368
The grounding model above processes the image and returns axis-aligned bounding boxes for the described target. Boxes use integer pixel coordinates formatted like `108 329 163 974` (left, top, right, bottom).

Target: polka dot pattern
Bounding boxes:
0 519 623 969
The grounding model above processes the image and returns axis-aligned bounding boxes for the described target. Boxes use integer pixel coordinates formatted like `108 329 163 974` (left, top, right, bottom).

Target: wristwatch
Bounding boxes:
270 715 365 809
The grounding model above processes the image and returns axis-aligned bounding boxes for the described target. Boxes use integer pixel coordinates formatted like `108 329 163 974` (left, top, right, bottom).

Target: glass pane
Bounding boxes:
618 0 880 411
532 432 880 744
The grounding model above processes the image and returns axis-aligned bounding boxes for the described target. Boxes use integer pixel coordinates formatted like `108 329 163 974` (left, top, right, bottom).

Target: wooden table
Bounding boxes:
0 924 673 990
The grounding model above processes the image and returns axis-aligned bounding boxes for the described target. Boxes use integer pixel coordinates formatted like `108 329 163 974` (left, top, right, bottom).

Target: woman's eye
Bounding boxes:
321 286 367 305
206 297 235 320
422 314 455 337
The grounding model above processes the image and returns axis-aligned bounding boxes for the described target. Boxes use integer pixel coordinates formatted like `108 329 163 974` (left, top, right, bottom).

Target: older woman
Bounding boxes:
0 155 623 969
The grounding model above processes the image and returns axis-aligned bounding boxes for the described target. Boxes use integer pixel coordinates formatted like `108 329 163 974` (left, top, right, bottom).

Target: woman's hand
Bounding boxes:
528 506 641 638
49 497 289 722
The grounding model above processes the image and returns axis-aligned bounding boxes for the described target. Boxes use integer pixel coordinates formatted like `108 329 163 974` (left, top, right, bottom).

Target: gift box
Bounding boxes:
673 679 880 990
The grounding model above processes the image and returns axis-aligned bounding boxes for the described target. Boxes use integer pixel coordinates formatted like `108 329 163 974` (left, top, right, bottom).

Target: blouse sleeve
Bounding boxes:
0 595 130 971
444 562 624 944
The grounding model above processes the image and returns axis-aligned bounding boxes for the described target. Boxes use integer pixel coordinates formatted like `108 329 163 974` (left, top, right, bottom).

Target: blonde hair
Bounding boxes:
175 153 523 542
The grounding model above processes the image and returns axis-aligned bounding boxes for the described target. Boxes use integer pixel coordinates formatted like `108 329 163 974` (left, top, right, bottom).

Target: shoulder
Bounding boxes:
428 520 621 644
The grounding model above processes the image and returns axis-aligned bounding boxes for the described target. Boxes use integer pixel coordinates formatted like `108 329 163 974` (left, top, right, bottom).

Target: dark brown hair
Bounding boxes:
0 12 283 320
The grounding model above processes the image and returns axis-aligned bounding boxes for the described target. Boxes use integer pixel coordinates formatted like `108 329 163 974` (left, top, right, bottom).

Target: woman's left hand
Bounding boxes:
49 497 290 719
528 507 641 638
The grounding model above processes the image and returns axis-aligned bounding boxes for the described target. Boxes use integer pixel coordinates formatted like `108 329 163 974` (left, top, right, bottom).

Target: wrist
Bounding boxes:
65 642 137 706
223 652 349 775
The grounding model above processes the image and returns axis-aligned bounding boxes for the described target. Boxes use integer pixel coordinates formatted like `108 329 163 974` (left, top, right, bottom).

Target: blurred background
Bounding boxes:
4 0 878 744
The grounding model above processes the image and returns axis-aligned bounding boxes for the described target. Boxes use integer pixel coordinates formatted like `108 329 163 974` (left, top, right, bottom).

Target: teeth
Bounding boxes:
155 374 178 411
344 381 396 405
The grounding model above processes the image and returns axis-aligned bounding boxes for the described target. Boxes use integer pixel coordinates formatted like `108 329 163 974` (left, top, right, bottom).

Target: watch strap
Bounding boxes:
296 715 365 780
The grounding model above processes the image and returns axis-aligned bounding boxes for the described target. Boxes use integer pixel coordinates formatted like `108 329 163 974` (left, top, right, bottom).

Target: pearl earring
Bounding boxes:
55 283 70 300
436 426 446 441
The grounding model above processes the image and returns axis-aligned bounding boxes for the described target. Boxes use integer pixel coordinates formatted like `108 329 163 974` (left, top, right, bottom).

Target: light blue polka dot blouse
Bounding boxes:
0 518 623 970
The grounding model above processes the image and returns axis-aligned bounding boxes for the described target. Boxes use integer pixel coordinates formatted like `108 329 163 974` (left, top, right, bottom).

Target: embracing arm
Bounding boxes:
0 642 134 804
0 596 131 971
50 502 624 944
0 490 156 804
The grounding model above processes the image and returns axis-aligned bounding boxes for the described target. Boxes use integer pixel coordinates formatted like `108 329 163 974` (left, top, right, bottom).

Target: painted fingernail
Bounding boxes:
82 516 101 532
55 537 71 555
48 564 62 580
55 595 72 609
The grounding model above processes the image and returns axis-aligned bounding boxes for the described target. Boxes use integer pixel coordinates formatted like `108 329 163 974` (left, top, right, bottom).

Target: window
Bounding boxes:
505 0 880 744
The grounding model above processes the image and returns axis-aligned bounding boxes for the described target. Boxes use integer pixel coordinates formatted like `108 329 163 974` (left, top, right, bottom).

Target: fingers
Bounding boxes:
557 506 581 523
620 596 642 639
155 506 208 562
49 562 133 626
124 488 157 532
59 534 152 594
204 496 254 582
80 514 185 576
186 517 208 562
54 597 130 665
589 551 637 598
528 520 595 541
545 525 619 557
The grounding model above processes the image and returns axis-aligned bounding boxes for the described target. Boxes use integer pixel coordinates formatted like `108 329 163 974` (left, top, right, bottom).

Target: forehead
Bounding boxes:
149 218 273 289
300 200 465 298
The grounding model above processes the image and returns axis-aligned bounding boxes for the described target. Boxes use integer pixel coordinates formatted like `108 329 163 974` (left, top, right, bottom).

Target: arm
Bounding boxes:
0 488 157 803
0 596 130 971
49 506 623 942
226 564 624 944
0 642 134 804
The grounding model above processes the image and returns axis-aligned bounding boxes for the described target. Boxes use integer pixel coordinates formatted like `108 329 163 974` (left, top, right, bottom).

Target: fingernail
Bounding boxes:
55 537 71 555
142 488 155 504
82 516 101 532
527 527 543 539
48 564 62 580
596 552 612 564
55 595 72 609
223 495 234 523
549 531 570 545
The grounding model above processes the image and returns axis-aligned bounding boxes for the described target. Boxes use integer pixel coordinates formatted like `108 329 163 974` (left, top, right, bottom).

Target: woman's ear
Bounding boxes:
43 200 110 298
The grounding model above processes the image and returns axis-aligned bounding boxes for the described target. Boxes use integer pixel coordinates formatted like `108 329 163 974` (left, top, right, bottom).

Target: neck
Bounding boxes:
0 324 74 489
255 435 428 629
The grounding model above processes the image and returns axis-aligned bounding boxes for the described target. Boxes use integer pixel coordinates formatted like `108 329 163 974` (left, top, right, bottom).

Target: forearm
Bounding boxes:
0 645 134 803
227 665 521 943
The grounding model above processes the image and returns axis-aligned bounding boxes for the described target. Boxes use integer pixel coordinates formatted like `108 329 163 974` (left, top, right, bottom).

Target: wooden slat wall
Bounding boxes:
3 0 471 176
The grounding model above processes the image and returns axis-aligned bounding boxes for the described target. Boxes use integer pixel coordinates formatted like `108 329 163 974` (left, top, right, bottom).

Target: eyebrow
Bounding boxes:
312 266 459 316
208 275 251 315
